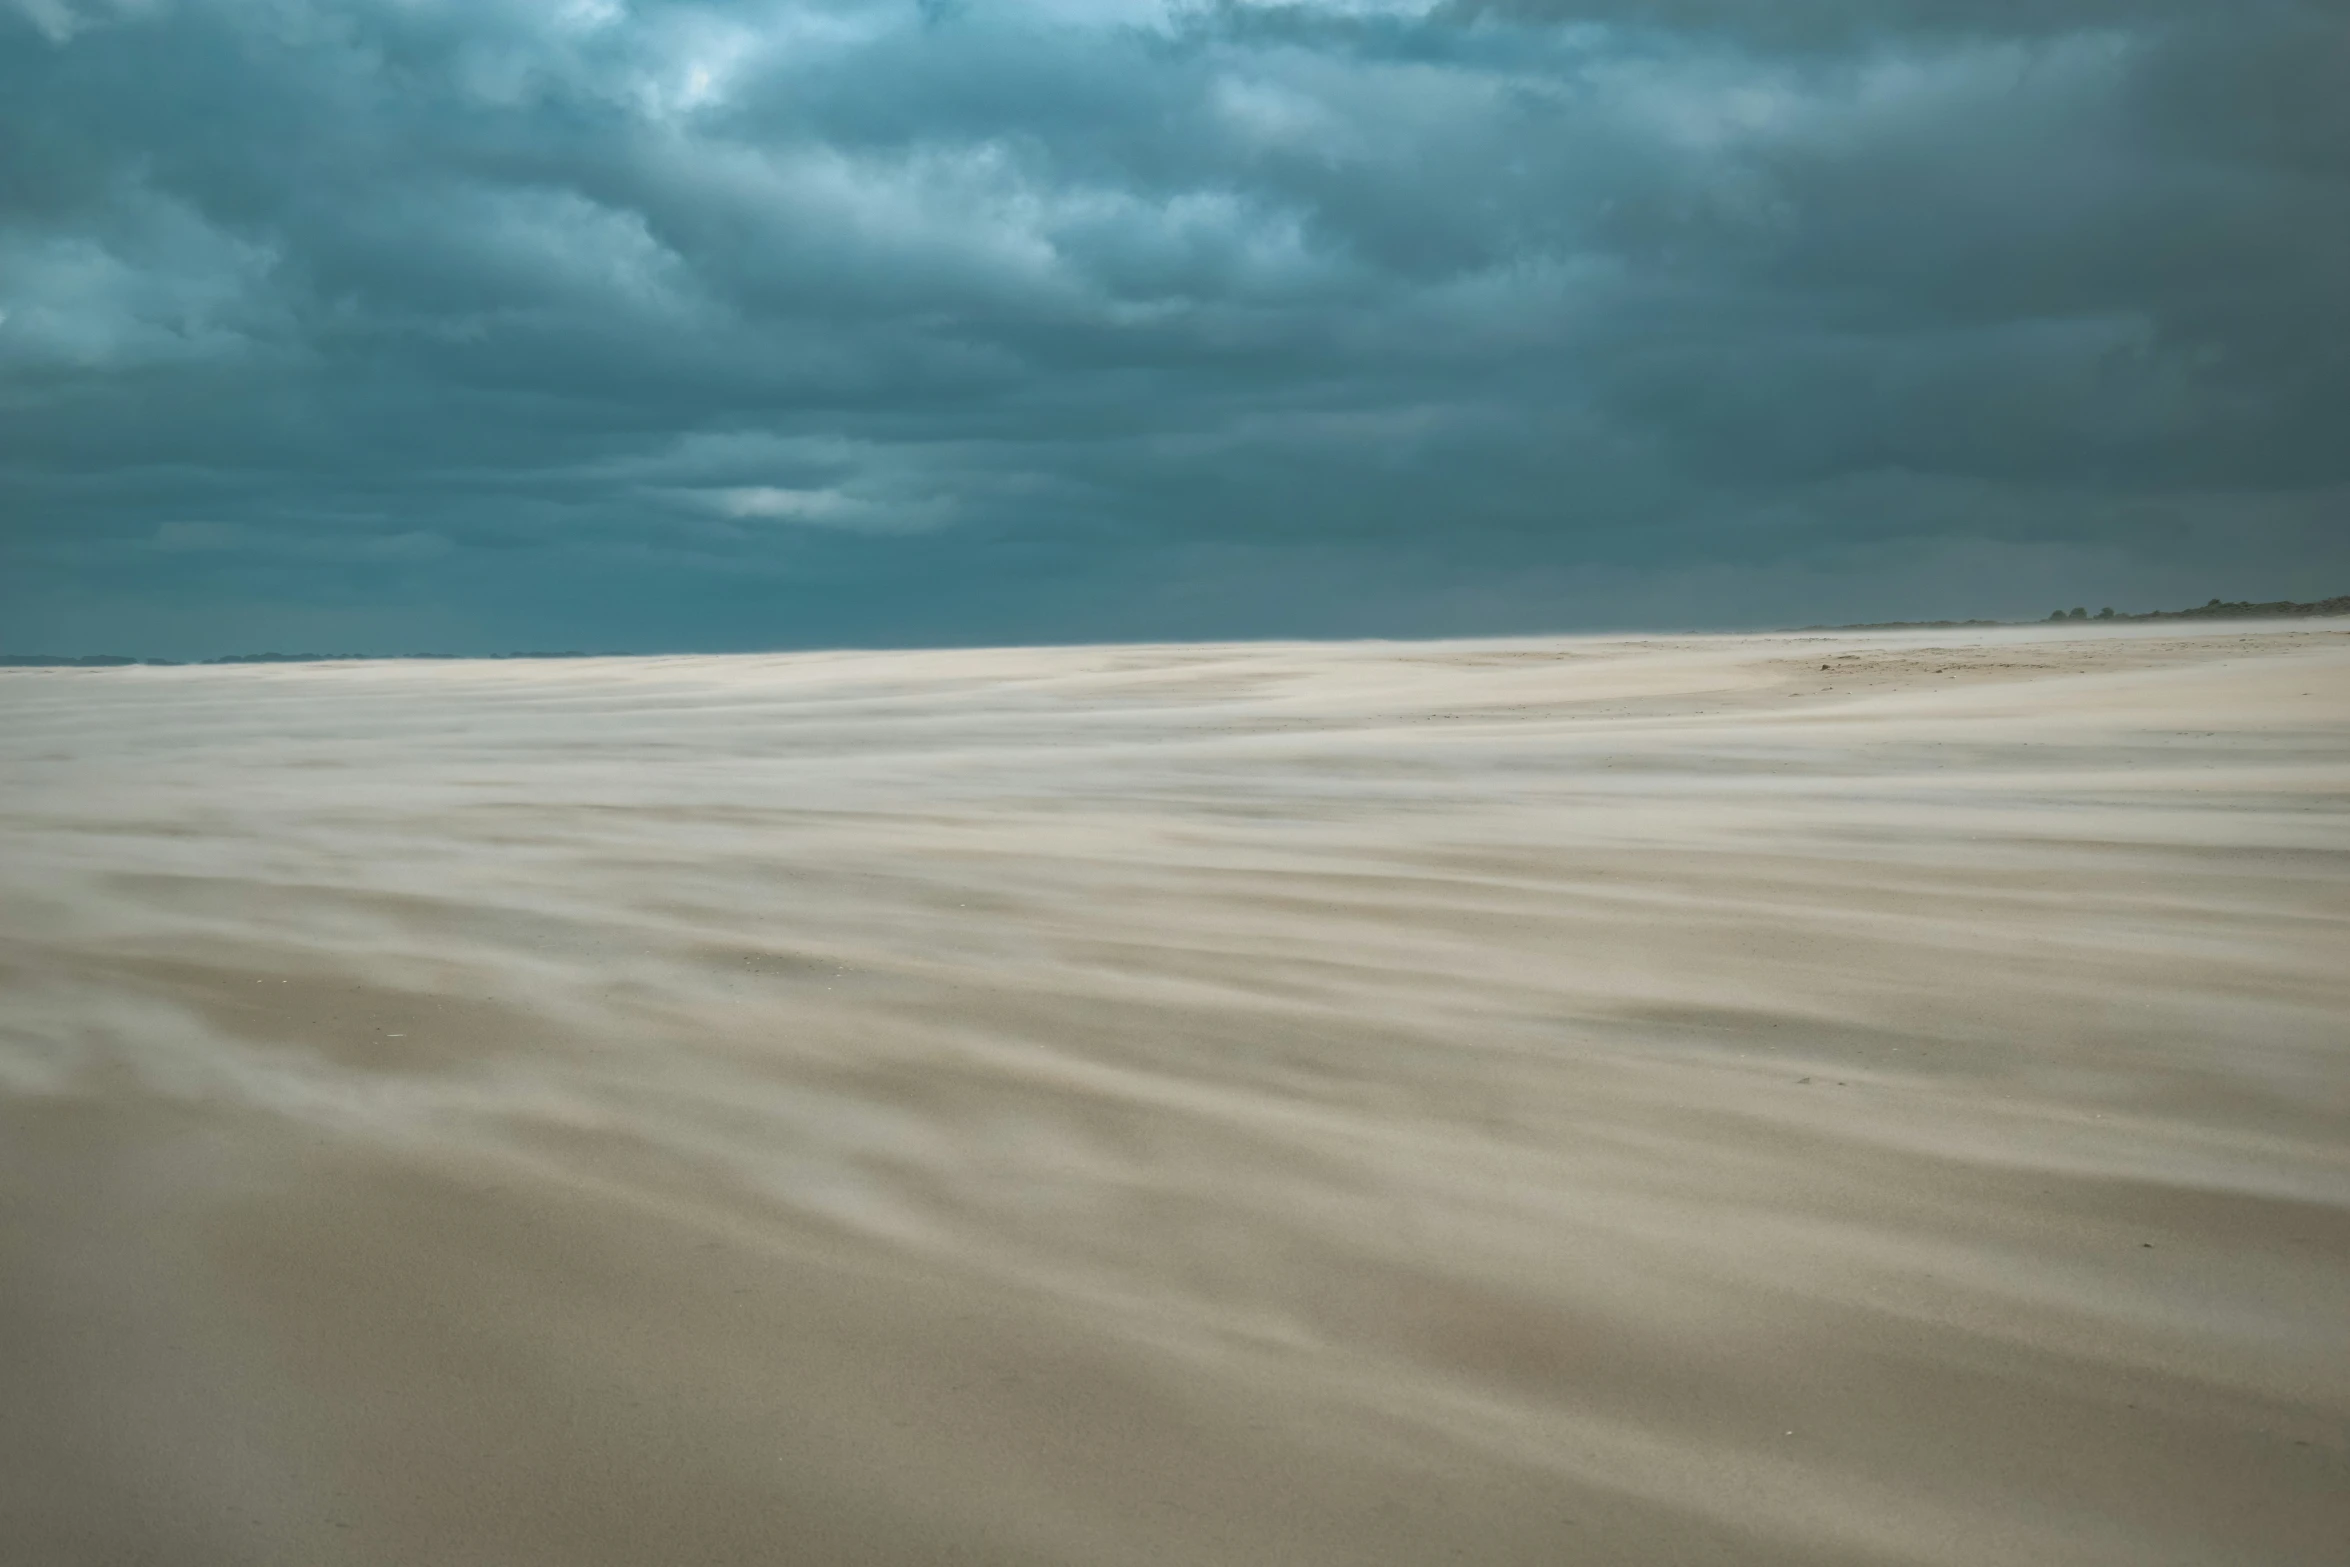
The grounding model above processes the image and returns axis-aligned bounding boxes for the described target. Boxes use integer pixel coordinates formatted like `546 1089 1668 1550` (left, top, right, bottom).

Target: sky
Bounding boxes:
3 0 2344 656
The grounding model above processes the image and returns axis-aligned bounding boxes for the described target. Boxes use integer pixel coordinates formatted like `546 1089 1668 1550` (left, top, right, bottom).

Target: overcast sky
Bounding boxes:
3 0 2343 655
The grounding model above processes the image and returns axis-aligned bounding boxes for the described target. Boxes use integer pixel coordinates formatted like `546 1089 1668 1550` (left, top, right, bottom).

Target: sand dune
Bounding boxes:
3 621 2347 1565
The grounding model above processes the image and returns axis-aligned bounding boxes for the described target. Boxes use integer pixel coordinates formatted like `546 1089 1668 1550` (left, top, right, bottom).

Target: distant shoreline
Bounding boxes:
5 594 2345 667
1795 593 2350 633
0 649 608 669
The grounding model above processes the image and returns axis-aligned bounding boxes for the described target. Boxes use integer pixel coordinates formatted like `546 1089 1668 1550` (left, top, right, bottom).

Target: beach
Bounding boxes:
3 620 2346 1565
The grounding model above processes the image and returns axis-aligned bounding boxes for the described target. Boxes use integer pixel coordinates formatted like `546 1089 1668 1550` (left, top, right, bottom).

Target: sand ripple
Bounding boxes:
3 623 2347 1564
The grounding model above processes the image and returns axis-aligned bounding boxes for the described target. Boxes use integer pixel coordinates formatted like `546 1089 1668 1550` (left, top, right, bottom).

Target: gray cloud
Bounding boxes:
2 0 2343 655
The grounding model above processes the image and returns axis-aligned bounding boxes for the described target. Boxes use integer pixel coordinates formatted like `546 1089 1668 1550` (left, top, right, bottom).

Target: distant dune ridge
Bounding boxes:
3 621 2347 1566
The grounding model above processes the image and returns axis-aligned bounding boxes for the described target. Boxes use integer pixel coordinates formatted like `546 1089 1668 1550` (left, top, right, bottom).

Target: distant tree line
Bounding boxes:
2045 596 2350 623
1794 592 2347 633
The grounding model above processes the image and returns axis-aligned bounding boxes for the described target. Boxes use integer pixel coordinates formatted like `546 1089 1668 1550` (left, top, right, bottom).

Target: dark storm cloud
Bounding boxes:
1 0 2342 654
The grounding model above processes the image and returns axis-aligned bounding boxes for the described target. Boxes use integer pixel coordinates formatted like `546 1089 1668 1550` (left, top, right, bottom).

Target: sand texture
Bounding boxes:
3 621 2347 1565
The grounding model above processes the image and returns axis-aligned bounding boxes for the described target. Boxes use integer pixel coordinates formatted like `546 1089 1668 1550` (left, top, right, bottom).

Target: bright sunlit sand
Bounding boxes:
4 620 2347 1566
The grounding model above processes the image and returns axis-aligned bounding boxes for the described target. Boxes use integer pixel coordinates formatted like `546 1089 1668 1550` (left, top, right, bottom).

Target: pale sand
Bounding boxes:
2 621 2346 1565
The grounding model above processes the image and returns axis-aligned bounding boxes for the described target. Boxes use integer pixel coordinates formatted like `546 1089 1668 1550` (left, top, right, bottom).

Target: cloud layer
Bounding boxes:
3 0 2344 652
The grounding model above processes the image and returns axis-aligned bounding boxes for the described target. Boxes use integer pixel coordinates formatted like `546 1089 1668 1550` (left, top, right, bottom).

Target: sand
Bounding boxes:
2 620 2346 1565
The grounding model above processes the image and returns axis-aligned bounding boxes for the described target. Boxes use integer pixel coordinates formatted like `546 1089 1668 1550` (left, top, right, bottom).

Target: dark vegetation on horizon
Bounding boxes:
5 596 2346 666
1800 595 2350 632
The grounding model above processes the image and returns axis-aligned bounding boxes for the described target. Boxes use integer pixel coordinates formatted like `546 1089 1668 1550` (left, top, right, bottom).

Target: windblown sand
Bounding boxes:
3 622 2346 1565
